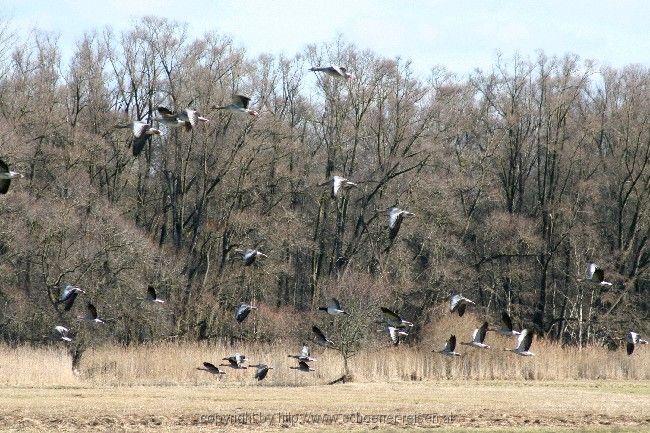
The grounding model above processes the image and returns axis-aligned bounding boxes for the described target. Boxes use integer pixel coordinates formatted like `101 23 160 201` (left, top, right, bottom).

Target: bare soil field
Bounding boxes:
0 381 648 432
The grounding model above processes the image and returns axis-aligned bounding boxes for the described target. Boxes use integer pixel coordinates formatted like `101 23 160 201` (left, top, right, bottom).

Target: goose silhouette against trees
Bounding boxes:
626 331 648 355
489 311 521 336
387 207 415 240
460 322 490 349
235 303 257 323
114 121 160 157
320 175 357 198
290 360 315 372
318 298 348 315
312 325 334 347
212 95 258 116
78 303 106 325
435 334 461 356
57 285 85 312
144 286 165 304
254 364 273 380
309 66 353 79
53 325 72 342
505 329 535 356
449 294 475 317
380 307 414 328
238 248 268 266
221 353 247 369
156 107 209 131
288 344 316 362
581 263 613 286
0 159 23 194
197 362 225 375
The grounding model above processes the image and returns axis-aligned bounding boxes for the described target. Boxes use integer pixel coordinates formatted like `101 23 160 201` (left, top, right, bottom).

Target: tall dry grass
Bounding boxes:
0 345 79 387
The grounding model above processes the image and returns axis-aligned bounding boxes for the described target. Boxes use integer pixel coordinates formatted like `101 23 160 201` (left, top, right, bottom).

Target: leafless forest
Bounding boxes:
0 17 648 365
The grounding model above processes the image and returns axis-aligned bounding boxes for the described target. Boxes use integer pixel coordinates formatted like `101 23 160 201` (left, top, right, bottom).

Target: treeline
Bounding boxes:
0 17 648 352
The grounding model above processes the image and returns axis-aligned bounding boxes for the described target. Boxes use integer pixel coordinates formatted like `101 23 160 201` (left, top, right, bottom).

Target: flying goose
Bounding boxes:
156 107 209 130
504 329 535 356
221 353 247 369
318 298 348 315
489 311 521 336
115 121 160 157
435 334 461 356
0 159 23 194
54 325 72 342
626 331 648 355
213 95 258 116
460 322 490 349
309 66 353 79
235 303 257 323
312 325 334 347
78 303 106 324
380 307 414 328
290 360 315 372
197 362 225 375
582 263 613 286
382 325 408 346
320 176 358 198
254 364 273 381
58 285 85 312
449 294 475 317
145 286 165 304
238 248 268 266
288 343 316 362
387 207 415 240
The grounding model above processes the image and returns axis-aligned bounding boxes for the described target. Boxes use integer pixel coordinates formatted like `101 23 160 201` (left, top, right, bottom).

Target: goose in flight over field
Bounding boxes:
254 364 273 381
320 176 358 198
380 307 414 328
78 303 106 324
489 311 521 336
0 159 23 194
626 331 648 355
197 362 225 375
115 121 160 157
312 325 334 347
319 298 348 315
290 360 315 372
212 95 258 116
387 207 415 240
309 66 353 79
449 294 475 317
156 107 209 130
460 322 490 349
581 263 613 286
54 325 72 342
238 248 268 266
435 334 461 357
384 325 408 346
505 329 535 356
221 353 247 369
58 285 85 312
288 344 316 362
144 286 165 304
235 303 257 323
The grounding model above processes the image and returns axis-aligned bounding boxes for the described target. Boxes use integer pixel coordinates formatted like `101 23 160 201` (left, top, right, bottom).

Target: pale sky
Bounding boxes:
5 0 650 77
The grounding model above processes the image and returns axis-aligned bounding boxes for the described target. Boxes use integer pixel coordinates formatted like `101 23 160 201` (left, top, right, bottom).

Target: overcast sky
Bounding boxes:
5 1 650 77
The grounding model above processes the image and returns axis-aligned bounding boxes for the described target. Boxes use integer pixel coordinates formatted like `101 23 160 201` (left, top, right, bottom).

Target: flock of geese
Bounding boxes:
1 65 647 382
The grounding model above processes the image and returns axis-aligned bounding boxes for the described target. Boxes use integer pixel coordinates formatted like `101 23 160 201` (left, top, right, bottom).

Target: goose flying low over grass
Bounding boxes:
235 303 257 323
213 95 258 116
221 353 247 369
387 207 415 240
254 364 273 381
54 325 72 342
383 325 408 346
318 298 347 315
0 159 23 194
449 294 475 317
288 344 316 362
290 360 315 372
309 66 353 79
380 307 414 328
239 248 268 266
58 285 85 312
582 263 613 286
460 321 490 349
115 121 160 157
435 334 461 357
197 362 225 375
312 325 334 347
489 311 521 336
145 286 165 304
505 329 535 356
626 331 648 355
156 107 209 130
78 303 106 325
320 176 357 198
